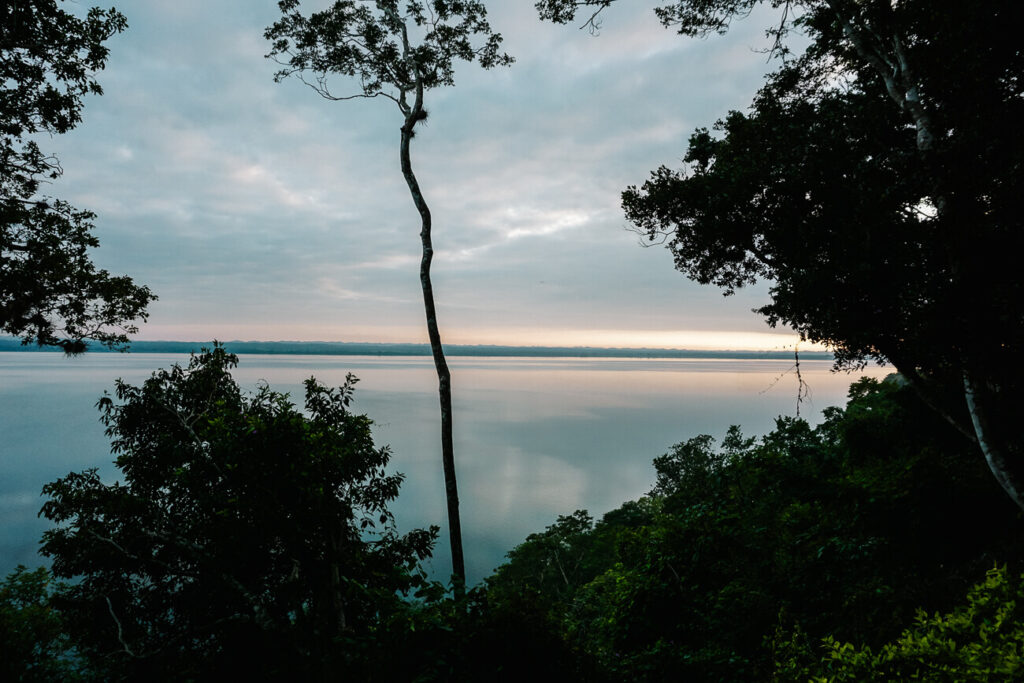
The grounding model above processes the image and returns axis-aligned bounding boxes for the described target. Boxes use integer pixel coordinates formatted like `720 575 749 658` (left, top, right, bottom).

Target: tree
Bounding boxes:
775 566 1024 681
1 566 81 682
265 0 513 590
538 0 1024 511
39 346 437 679
1 0 155 354
487 378 1024 681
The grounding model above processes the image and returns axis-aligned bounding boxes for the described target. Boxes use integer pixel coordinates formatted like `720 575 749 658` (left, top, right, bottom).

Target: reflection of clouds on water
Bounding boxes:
0 352 889 584
0 491 48 569
466 446 587 525
456 445 590 580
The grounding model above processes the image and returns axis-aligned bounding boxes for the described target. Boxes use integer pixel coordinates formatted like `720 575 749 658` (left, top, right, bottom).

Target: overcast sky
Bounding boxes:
48 0 810 350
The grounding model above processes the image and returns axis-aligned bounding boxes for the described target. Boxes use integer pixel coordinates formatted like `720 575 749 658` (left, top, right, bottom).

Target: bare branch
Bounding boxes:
105 596 139 658
580 6 606 34
767 0 792 61
89 530 142 562
794 345 809 418
298 72 398 104
626 222 671 247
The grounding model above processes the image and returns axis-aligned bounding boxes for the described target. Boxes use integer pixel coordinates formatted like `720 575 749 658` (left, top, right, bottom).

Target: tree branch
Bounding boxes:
105 595 139 658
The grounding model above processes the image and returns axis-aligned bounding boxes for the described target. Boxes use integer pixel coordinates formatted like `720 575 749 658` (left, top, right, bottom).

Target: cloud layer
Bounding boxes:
48 0 804 350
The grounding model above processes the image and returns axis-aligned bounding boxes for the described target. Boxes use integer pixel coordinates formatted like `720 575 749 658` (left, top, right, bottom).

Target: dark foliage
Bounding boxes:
540 0 1024 510
485 377 1024 681
781 566 1024 681
266 0 513 98
12 374 1024 680
0 566 82 682
1 0 154 353
39 346 437 680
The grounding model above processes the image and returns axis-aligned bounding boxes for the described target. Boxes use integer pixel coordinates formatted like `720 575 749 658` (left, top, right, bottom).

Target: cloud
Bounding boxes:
47 0 799 347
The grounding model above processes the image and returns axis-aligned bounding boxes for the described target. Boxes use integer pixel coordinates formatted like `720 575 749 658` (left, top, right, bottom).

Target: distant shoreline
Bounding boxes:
0 337 831 361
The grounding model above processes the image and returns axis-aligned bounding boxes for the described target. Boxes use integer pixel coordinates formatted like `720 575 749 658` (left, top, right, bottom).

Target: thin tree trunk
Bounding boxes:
963 372 1024 512
399 108 467 593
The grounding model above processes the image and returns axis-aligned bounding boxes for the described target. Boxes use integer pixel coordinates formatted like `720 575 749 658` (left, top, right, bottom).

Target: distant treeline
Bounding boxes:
0 337 832 360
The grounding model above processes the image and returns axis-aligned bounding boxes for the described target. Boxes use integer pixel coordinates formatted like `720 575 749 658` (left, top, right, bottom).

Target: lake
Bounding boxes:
0 352 889 585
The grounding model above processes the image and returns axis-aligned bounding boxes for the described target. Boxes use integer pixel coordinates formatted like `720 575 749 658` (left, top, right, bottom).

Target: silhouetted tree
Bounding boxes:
40 346 436 679
1 0 154 353
487 378 1024 681
539 0 1024 511
0 566 80 681
265 0 513 590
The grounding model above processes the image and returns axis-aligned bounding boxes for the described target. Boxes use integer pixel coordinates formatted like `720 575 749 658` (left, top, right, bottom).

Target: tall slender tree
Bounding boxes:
266 0 512 589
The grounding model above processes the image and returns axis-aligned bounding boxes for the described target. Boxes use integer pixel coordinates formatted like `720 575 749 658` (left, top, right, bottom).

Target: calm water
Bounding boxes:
0 352 888 585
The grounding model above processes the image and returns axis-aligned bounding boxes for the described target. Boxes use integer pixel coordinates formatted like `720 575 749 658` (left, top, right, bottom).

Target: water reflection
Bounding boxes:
0 352 889 584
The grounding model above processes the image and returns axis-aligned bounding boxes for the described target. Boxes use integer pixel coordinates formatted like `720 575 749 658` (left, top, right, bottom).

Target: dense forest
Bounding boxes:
3 0 1023 680
4 349 1023 680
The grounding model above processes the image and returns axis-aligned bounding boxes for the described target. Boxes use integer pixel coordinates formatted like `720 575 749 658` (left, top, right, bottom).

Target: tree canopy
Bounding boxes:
266 0 513 590
484 377 1024 681
266 0 512 103
0 566 79 682
792 566 1024 681
10 367 1024 680
1 0 154 353
540 0 1024 510
39 346 437 679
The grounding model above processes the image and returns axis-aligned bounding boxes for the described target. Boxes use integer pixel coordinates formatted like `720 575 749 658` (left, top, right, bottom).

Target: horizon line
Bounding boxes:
1 337 830 358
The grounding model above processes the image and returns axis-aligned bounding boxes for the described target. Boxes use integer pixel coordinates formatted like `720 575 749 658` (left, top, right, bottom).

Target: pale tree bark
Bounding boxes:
828 0 1024 511
963 373 1024 511
828 2 936 152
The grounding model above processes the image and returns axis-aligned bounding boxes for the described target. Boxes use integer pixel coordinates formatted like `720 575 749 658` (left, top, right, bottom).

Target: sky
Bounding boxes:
47 0 812 351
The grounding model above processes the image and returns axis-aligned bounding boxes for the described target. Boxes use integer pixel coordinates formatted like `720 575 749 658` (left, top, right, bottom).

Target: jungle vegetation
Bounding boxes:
3 354 1023 680
3 0 1022 679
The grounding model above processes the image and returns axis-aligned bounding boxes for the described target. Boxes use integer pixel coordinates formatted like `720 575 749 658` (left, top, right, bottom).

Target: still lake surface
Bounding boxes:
1 352 889 585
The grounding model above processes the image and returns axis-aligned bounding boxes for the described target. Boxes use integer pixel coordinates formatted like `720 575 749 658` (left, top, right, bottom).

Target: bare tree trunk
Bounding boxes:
399 108 467 593
964 373 1024 512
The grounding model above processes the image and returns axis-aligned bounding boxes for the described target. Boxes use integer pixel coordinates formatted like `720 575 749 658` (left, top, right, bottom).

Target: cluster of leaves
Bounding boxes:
1 0 154 353
775 566 1024 682
622 83 929 372
265 0 513 104
28 347 438 680
0 566 82 682
483 377 1024 681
